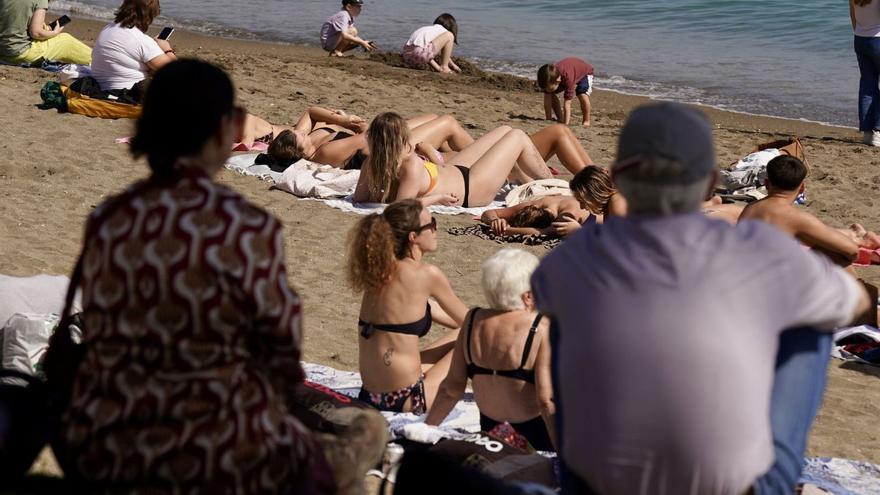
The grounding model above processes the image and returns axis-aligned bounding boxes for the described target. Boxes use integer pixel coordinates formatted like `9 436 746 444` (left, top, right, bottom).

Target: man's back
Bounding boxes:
532 214 859 495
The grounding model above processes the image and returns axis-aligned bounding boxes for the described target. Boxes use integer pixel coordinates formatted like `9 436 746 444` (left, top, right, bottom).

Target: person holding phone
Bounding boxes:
90 0 176 102
0 0 92 65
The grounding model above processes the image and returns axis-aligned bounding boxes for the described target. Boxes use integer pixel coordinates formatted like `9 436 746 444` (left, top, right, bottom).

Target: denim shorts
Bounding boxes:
575 75 594 96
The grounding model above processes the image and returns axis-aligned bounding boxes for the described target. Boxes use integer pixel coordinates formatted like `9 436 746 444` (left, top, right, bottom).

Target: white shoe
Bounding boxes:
863 130 880 147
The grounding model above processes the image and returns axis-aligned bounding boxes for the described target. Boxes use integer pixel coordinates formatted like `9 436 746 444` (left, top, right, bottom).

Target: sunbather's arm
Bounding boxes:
480 204 530 234
425 325 468 426
426 265 468 327
606 193 629 217
311 133 366 167
28 9 61 40
794 214 860 262
429 299 459 329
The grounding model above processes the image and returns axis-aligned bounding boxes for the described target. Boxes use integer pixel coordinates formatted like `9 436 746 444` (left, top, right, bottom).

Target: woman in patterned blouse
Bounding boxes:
58 59 385 494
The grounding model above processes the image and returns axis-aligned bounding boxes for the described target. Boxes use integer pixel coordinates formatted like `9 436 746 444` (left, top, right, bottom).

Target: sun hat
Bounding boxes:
612 102 716 183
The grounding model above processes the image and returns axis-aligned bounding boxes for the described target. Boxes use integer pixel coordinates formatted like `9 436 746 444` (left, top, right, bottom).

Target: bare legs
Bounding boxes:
452 126 552 206
428 32 460 73
578 93 592 126
529 124 593 174
410 114 474 152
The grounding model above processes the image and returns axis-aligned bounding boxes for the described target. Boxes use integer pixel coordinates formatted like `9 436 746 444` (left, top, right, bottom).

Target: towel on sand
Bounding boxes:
447 225 561 250
504 179 571 207
225 153 508 216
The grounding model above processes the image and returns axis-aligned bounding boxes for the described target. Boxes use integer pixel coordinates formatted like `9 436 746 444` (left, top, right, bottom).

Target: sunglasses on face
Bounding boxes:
415 217 437 233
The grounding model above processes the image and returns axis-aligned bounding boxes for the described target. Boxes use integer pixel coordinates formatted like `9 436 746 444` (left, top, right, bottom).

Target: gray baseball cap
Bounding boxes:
612 102 716 184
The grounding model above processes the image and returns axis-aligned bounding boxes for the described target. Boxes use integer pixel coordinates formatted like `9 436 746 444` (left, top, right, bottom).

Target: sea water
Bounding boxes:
52 0 859 128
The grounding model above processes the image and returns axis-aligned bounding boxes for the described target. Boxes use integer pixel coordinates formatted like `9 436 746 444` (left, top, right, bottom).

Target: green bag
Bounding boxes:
38 81 67 112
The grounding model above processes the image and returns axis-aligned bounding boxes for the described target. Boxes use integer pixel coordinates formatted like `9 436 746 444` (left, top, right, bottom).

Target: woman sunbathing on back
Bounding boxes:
480 196 593 237
347 199 468 413
247 109 474 171
353 112 554 207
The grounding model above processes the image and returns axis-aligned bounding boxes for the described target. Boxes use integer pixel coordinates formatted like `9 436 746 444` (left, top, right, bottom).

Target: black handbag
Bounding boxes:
0 368 52 480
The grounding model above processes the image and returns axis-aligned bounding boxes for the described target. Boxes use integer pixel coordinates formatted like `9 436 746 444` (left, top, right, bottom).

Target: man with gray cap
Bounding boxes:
531 102 869 495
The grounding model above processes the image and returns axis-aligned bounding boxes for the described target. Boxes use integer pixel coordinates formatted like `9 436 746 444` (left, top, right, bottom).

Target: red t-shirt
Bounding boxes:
553 57 594 100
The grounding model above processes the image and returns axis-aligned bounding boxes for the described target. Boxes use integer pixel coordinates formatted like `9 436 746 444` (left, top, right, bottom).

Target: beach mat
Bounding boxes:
446 225 561 250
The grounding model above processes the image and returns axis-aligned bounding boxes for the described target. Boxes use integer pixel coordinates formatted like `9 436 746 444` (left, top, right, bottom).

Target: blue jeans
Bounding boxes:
855 35 880 131
555 324 832 495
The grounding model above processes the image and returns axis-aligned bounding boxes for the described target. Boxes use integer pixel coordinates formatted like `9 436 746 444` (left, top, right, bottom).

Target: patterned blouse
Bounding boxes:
62 168 319 493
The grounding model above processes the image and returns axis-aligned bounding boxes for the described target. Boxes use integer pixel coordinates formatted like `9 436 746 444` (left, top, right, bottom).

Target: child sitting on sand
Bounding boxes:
320 0 375 57
537 57 595 126
402 13 461 73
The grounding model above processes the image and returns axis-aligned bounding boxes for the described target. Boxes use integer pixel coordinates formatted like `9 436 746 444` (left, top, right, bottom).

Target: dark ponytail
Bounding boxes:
130 59 235 177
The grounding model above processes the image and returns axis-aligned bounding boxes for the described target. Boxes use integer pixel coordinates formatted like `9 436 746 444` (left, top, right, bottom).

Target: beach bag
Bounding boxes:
61 84 142 119
288 380 375 434
738 137 809 170
0 368 52 480
427 433 557 487
38 81 67 112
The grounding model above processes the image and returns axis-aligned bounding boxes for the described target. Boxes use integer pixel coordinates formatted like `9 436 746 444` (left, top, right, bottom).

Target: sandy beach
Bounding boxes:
1 17 878 477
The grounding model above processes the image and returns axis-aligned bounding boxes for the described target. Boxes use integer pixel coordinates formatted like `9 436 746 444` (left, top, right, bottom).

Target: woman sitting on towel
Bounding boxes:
58 59 386 493
353 112 554 207
426 248 556 451
347 199 468 414
249 109 474 171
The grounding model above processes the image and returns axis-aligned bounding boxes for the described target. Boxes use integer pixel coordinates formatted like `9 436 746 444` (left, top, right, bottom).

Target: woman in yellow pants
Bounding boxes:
0 0 91 65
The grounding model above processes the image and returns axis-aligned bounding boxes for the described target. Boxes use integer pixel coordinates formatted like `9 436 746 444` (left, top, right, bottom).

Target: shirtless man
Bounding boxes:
481 195 591 237
739 155 859 266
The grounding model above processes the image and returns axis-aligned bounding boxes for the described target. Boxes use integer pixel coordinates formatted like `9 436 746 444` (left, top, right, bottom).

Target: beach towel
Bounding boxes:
0 274 75 330
225 154 508 216
447 225 561 250
800 458 880 495
504 179 571 207
1 314 57 379
831 325 880 366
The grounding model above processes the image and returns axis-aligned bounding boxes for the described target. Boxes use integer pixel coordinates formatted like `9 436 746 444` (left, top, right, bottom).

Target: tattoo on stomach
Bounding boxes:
383 347 394 366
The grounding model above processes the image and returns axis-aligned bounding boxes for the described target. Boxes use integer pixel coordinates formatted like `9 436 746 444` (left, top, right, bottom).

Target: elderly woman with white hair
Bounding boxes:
425 248 556 451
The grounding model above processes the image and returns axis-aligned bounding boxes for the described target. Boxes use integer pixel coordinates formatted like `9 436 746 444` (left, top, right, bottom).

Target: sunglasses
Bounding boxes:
415 217 437 233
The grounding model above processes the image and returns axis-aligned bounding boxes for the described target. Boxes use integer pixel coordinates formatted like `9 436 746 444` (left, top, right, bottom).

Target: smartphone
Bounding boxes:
49 15 71 29
157 27 174 41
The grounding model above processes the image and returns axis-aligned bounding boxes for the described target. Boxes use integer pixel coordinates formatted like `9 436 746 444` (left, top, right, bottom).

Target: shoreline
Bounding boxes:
51 5 859 131
1 15 878 467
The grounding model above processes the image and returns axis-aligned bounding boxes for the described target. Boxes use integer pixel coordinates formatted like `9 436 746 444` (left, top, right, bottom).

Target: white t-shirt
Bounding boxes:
531 214 861 495
405 24 449 48
854 2 880 37
90 23 164 91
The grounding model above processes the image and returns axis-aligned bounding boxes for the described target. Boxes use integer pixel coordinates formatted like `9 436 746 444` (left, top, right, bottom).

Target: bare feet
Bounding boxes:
851 223 880 249
329 50 346 57
581 121 591 127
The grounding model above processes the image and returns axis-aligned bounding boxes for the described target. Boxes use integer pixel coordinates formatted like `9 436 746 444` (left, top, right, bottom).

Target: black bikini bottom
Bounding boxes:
454 165 470 208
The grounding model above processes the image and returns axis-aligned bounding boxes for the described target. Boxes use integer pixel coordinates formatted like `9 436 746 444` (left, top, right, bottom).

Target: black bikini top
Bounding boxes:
359 303 432 339
465 308 543 384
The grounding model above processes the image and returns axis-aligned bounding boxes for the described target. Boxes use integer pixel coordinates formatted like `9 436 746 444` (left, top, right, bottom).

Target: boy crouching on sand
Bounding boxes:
537 57 594 126
320 0 376 57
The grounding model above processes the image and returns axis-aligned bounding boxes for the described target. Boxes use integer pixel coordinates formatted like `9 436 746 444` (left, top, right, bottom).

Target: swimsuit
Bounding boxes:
255 131 274 144
424 160 440 193
455 165 471 208
356 304 433 414
357 303 432 339
358 374 427 414
465 309 542 384
466 309 553 450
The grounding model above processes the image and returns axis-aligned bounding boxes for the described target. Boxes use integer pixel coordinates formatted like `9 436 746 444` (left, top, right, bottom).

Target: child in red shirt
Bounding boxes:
537 57 594 126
